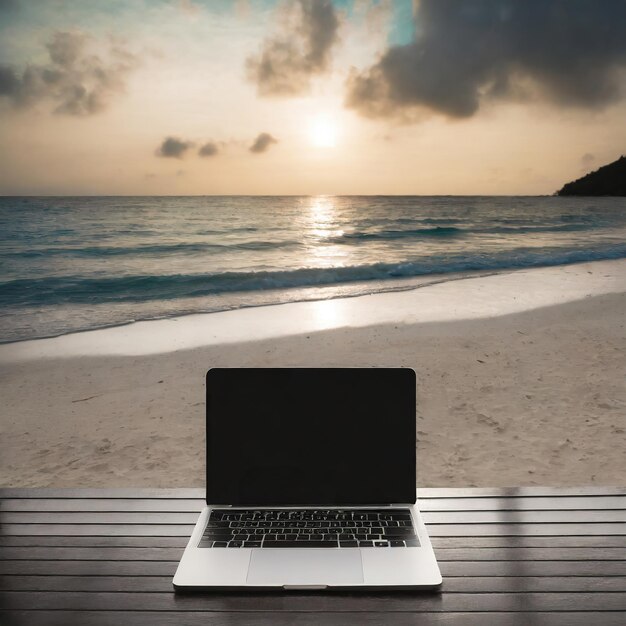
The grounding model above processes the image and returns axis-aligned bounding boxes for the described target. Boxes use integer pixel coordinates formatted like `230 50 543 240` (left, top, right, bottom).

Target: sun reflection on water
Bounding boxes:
305 196 350 267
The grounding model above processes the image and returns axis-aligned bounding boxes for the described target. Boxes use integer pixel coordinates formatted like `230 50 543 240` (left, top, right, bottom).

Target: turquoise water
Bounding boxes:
1 195 625 342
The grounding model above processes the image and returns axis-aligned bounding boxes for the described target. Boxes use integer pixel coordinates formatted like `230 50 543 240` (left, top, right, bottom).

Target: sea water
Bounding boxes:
1 195 625 342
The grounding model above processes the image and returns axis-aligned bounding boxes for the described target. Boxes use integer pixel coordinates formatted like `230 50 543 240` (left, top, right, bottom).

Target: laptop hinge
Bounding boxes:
206 503 415 508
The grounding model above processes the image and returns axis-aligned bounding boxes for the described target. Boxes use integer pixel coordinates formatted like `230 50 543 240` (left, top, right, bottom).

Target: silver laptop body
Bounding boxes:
173 367 442 590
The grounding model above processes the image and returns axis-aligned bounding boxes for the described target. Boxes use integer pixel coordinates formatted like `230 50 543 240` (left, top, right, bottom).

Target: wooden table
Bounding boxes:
1 487 625 625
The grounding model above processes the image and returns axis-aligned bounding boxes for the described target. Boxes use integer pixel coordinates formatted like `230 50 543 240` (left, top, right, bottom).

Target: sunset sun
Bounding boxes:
309 116 337 148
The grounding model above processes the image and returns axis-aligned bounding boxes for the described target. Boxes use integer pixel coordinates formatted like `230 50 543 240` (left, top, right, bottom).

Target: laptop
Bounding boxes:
173 367 442 590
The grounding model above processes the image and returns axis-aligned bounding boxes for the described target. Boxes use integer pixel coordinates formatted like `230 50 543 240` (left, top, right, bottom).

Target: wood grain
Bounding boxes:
1 487 624 626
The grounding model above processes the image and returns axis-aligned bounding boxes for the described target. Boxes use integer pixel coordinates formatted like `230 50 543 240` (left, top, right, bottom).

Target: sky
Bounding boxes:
0 0 625 196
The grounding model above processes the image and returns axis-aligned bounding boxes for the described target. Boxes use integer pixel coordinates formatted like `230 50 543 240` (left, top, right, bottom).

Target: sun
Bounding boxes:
309 116 337 148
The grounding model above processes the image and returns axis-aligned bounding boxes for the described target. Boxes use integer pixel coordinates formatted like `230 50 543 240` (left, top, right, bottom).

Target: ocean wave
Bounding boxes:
0 239 300 259
482 224 595 234
2 243 625 308
330 222 597 243
331 226 464 242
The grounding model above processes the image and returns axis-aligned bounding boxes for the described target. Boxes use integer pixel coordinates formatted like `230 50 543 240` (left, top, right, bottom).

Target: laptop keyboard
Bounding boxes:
199 508 420 548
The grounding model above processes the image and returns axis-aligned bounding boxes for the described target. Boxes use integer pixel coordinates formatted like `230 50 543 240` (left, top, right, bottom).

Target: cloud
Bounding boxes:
249 132 278 153
0 31 138 116
156 137 194 158
345 0 626 121
246 0 340 96
198 141 219 157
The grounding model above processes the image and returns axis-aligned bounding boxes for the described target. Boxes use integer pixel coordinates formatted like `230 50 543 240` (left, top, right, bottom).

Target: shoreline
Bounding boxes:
1 258 624 362
0 266 506 346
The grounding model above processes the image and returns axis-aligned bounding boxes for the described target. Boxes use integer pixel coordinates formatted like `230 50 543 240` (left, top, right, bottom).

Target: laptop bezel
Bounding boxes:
204 367 417 507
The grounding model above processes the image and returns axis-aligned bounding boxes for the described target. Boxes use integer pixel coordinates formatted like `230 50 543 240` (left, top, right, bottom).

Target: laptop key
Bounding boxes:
383 527 414 536
374 541 389 547
340 540 358 547
204 533 233 540
212 541 228 548
385 535 417 542
228 541 243 547
264 541 337 548
389 540 405 547
358 540 373 547
243 541 262 547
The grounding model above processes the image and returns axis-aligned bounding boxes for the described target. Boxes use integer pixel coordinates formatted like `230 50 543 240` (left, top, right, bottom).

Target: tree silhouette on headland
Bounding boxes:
557 156 626 196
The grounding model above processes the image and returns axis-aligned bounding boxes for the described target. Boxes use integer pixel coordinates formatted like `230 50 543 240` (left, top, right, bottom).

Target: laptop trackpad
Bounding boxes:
247 549 364 586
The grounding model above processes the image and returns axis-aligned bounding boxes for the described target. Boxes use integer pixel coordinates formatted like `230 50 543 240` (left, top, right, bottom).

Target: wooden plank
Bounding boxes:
0 524 196 536
0 547 185 561
0 536 189 548
3 509 624 524
0 512 202 524
1 590 626 611
2 546 625 563
1 560 177 576
5 612 626 626
418 487 626 498
2 575 625 593
438 561 626 577
419 496 626 512
422 511 626 524
428 523 626 537
4 559 626 577
3 495 624 512
2 486 624 499
0 499 206 513
430 536 626 548
3 522 625 536
3 534 626 549
0 489 205 499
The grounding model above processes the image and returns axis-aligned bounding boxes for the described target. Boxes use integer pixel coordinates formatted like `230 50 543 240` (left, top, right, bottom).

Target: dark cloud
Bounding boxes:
157 137 193 158
346 0 626 120
0 31 137 116
249 132 278 153
0 0 19 12
246 0 340 96
0 66 20 96
198 142 219 157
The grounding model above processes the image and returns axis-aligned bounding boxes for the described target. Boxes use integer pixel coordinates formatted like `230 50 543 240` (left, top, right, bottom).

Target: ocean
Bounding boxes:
1 195 625 343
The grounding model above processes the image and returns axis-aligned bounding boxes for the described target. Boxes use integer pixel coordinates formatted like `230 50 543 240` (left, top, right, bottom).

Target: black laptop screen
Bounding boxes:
205 368 416 506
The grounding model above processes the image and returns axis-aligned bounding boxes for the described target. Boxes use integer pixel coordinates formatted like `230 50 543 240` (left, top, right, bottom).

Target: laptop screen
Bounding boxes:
205 368 416 506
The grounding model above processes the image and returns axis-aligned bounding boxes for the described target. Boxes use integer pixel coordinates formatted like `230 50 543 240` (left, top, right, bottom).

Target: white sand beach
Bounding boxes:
1 259 625 487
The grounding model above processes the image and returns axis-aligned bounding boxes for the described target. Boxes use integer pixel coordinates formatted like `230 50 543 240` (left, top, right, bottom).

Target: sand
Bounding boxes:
0 259 625 487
